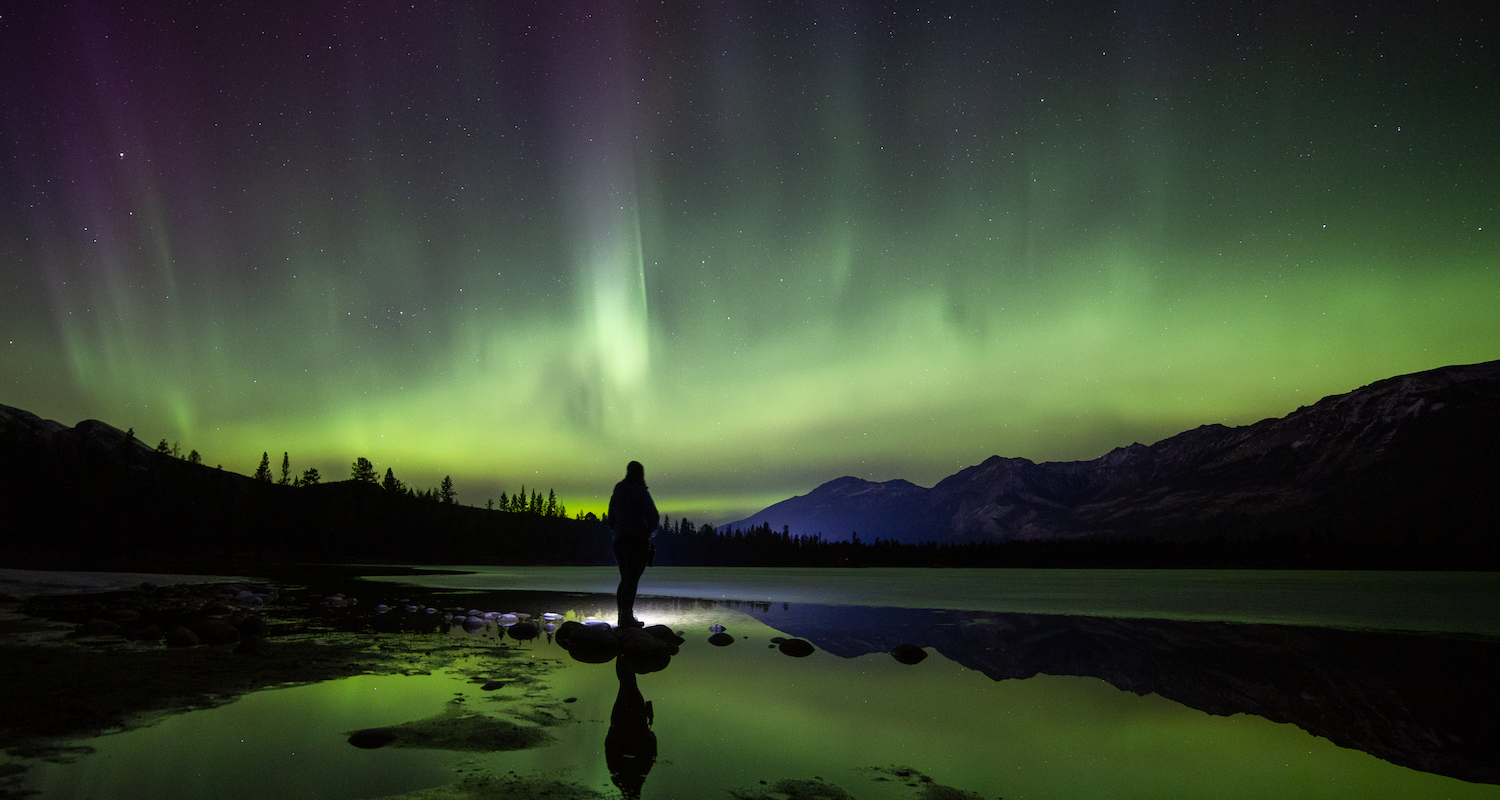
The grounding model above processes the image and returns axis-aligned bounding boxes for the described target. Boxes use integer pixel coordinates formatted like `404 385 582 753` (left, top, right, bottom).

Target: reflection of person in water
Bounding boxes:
607 460 658 628
605 657 657 798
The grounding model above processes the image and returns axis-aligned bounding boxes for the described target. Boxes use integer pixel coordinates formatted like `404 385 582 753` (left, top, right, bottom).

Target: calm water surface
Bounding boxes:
14 568 1500 799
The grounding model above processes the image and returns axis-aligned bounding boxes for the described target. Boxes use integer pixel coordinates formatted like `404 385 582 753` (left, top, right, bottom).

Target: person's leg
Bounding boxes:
614 539 648 626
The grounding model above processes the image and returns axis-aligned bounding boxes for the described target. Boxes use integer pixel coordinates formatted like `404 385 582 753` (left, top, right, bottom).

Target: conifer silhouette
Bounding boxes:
252 452 273 482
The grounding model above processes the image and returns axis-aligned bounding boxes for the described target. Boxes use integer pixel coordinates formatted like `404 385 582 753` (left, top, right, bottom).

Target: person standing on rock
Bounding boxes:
607 460 658 628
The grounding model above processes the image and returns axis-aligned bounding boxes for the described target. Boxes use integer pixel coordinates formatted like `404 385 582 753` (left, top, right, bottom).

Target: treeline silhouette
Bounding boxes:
0 421 611 571
149 434 574 517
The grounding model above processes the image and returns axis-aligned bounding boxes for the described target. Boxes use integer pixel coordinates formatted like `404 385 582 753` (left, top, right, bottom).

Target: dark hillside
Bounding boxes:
0 406 612 570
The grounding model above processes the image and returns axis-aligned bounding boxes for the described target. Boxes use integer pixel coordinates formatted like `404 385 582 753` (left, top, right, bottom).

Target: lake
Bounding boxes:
5 566 1499 799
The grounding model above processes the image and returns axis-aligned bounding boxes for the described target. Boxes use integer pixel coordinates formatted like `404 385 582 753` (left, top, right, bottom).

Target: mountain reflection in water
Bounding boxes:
749 602 1500 785
8 567 1498 799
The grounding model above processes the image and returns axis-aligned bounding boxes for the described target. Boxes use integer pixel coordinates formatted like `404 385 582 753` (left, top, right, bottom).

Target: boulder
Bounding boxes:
890 644 928 665
233 614 269 636
235 634 273 656
129 624 164 641
164 626 200 647
619 627 677 673
643 625 684 646
79 619 120 636
778 639 815 657
192 619 242 645
554 620 583 648
561 623 621 663
347 727 397 749
708 632 735 647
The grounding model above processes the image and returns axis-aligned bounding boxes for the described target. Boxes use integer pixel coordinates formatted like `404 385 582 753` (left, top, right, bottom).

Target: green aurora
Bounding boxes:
1 2 1495 521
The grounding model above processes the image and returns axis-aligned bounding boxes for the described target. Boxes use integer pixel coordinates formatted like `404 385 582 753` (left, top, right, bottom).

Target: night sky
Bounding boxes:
2 1 1495 522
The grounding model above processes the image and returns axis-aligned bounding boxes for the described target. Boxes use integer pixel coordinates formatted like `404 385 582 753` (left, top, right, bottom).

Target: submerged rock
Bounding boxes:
778 639 815 657
129 624 163 641
235 634 273 656
890 644 928 665
345 700 550 752
164 626 200 648
347 727 397 749
79 618 120 636
191 619 241 645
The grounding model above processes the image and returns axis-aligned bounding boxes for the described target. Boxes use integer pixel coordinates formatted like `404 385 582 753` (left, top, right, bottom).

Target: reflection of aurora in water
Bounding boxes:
9 570 1500 799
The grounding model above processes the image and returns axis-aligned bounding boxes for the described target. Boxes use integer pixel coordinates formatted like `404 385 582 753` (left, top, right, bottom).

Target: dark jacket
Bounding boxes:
607 480 659 542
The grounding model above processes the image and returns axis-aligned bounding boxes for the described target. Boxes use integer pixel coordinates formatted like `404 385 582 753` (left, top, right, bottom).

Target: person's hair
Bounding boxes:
624 460 646 486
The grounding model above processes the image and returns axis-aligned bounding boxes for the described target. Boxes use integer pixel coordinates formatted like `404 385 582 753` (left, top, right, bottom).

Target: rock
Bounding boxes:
79 618 120 636
554 620 583 648
480 681 507 691
778 639 815 657
235 634 273 656
192 619 241 645
129 624 164 641
708 632 735 647
508 621 539 641
233 615 269 636
461 616 486 633
621 627 679 657
347 727 397 749
619 627 677 673
560 622 621 663
890 644 928 665
105 608 140 623
164 626 200 647
643 624 685 646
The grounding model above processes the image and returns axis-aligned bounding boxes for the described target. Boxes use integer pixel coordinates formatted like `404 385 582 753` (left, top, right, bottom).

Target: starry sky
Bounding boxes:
1 1 1495 522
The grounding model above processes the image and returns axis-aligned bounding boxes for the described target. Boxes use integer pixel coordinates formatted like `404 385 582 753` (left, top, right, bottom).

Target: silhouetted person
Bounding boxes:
605 657 657 798
607 460 658 628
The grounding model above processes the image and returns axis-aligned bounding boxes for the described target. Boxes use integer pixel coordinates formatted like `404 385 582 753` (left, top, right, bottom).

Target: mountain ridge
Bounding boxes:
726 360 1500 546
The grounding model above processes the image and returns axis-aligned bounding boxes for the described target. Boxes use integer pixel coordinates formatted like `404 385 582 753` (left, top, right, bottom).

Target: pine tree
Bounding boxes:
382 467 403 493
350 457 377 483
498 491 508 511
544 489 557 517
187 449 202 465
486 498 494 511
156 439 171 454
300 467 321 485
279 452 291 485
439 476 456 504
252 452 273 482
170 441 181 459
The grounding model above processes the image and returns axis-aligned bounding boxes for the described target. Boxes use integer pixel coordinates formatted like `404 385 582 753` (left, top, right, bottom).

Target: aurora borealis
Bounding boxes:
1 2 1495 522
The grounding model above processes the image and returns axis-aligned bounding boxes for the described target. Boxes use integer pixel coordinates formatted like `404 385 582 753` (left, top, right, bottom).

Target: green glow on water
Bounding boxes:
16 608 1500 800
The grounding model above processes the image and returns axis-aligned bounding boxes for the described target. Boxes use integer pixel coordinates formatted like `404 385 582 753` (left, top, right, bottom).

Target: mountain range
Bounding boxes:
727 360 1500 547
